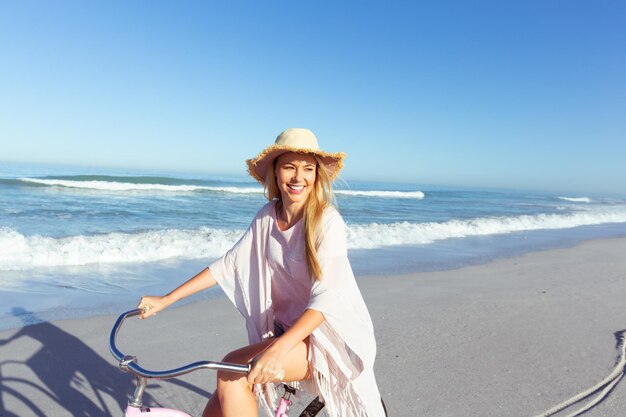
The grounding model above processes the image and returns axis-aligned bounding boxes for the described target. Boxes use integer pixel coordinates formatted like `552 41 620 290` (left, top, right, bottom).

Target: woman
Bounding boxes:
138 128 385 417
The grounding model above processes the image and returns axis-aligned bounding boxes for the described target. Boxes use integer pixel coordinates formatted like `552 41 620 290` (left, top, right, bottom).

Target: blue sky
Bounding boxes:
0 1 624 194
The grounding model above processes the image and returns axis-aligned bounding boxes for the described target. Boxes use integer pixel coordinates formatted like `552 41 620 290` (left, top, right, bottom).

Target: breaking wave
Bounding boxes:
335 190 425 199
18 178 263 194
557 196 592 203
2 208 626 270
18 177 425 199
346 209 626 249
0 227 243 271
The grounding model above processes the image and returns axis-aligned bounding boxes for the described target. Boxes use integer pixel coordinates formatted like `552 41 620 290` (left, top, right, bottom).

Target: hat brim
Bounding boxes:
246 144 345 184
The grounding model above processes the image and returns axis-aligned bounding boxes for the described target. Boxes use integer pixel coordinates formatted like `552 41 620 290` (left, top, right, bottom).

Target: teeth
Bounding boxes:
288 185 304 191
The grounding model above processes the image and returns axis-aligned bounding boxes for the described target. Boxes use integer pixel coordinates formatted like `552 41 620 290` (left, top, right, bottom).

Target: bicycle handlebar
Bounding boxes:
109 308 251 379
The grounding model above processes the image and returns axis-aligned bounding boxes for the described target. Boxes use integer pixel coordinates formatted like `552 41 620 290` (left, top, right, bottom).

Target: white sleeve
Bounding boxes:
208 223 255 315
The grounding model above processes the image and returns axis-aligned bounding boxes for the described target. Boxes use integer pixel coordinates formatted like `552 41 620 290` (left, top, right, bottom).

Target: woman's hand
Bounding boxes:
135 268 218 319
246 310 324 384
137 295 170 319
247 344 286 385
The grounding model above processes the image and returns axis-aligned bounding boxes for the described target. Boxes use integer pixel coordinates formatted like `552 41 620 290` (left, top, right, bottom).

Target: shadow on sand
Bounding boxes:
0 307 211 417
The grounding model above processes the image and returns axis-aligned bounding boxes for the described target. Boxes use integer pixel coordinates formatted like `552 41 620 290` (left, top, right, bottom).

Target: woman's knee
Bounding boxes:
216 368 248 386
215 371 253 407
217 339 275 386
217 349 250 386
221 349 245 364
222 339 271 364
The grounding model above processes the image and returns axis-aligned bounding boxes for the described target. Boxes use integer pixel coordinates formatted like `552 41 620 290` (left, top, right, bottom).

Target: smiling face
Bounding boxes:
274 152 317 208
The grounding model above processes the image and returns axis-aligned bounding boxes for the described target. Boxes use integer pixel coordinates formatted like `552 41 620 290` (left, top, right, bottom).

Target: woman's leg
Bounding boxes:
203 392 223 417
202 337 310 417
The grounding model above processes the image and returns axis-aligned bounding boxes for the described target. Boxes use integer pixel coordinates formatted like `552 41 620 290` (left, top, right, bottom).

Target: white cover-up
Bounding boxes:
209 200 385 417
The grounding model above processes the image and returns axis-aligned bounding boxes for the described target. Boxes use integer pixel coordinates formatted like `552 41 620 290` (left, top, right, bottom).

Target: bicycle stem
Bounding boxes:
129 376 148 408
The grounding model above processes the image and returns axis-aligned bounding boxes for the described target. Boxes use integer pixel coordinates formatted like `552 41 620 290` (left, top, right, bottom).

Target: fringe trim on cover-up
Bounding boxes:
254 382 278 417
311 368 368 417
253 369 367 417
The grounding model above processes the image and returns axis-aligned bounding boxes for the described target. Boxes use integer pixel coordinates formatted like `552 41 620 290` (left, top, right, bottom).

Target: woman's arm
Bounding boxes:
247 309 325 384
271 309 325 356
138 267 218 319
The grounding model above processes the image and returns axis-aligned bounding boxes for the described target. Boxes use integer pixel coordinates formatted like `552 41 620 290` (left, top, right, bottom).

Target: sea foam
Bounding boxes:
346 209 626 249
557 196 592 203
0 227 242 271
18 178 263 194
17 177 424 198
335 190 425 199
2 208 626 271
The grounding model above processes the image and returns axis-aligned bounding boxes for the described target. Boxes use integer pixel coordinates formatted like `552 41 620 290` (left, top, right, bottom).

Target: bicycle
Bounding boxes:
110 308 387 417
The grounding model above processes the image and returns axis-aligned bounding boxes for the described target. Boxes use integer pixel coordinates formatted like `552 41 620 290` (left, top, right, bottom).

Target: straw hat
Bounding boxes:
246 128 345 184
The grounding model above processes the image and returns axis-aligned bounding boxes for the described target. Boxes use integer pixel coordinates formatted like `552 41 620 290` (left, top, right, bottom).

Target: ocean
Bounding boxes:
2 161 626 329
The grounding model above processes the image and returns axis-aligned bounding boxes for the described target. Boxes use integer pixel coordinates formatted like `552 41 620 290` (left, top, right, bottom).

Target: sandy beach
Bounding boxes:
1 236 626 417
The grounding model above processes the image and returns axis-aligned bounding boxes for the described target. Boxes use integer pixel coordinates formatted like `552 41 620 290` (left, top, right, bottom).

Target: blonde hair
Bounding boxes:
264 154 334 280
